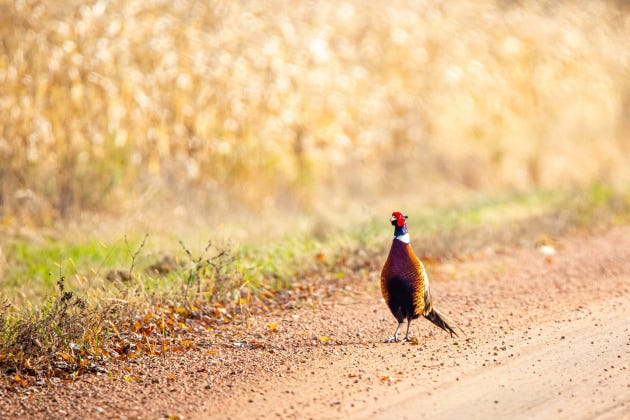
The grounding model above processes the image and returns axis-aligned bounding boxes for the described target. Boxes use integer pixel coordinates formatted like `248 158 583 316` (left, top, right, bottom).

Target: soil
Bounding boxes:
2 226 630 419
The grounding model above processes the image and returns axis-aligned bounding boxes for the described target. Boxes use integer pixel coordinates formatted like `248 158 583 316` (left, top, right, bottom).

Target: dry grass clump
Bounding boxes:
0 238 244 386
0 277 104 383
1 0 629 224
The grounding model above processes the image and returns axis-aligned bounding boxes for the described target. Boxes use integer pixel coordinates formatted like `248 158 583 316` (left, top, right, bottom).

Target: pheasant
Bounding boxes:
380 211 458 342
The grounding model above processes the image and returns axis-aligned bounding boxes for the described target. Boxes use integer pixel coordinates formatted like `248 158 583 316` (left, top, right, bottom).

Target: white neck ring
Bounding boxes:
394 233 410 243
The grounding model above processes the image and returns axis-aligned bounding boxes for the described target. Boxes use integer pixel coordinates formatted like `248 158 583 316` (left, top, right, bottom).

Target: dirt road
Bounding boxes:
368 296 630 419
3 226 630 419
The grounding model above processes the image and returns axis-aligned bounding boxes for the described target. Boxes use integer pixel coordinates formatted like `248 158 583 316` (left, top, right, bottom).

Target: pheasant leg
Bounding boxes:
402 320 412 342
385 322 403 343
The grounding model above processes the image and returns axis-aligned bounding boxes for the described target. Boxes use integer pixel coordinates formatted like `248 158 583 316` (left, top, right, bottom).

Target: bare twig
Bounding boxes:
126 233 148 278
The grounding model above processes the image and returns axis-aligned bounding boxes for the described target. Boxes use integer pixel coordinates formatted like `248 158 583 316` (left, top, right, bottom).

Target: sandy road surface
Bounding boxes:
3 226 630 419
369 296 630 419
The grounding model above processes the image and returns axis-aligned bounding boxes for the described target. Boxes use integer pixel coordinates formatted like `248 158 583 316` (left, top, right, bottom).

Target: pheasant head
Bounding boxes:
390 211 409 243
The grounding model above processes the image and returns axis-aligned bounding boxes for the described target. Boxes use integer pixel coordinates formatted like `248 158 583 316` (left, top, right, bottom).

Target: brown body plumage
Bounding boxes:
381 212 458 342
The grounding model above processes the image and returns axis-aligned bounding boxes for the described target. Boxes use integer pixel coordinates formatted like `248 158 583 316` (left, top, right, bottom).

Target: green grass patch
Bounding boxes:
1 236 147 303
2 184 629 305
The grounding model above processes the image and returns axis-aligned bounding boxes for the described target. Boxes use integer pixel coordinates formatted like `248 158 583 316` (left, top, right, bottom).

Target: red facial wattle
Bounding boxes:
391 211 406 227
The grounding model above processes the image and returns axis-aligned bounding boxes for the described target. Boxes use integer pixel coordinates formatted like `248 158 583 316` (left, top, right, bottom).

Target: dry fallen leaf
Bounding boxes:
13 374 28 387
59 352 74 362
180 340 195 348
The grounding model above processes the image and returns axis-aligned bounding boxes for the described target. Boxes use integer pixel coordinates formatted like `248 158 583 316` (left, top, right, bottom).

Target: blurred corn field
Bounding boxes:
1 0 629 226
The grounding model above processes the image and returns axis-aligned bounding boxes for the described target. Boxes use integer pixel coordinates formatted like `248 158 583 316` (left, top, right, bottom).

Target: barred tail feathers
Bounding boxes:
423 307 460 338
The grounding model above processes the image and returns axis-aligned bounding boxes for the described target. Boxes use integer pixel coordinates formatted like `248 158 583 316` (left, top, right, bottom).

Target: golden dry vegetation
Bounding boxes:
0 0 629 228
